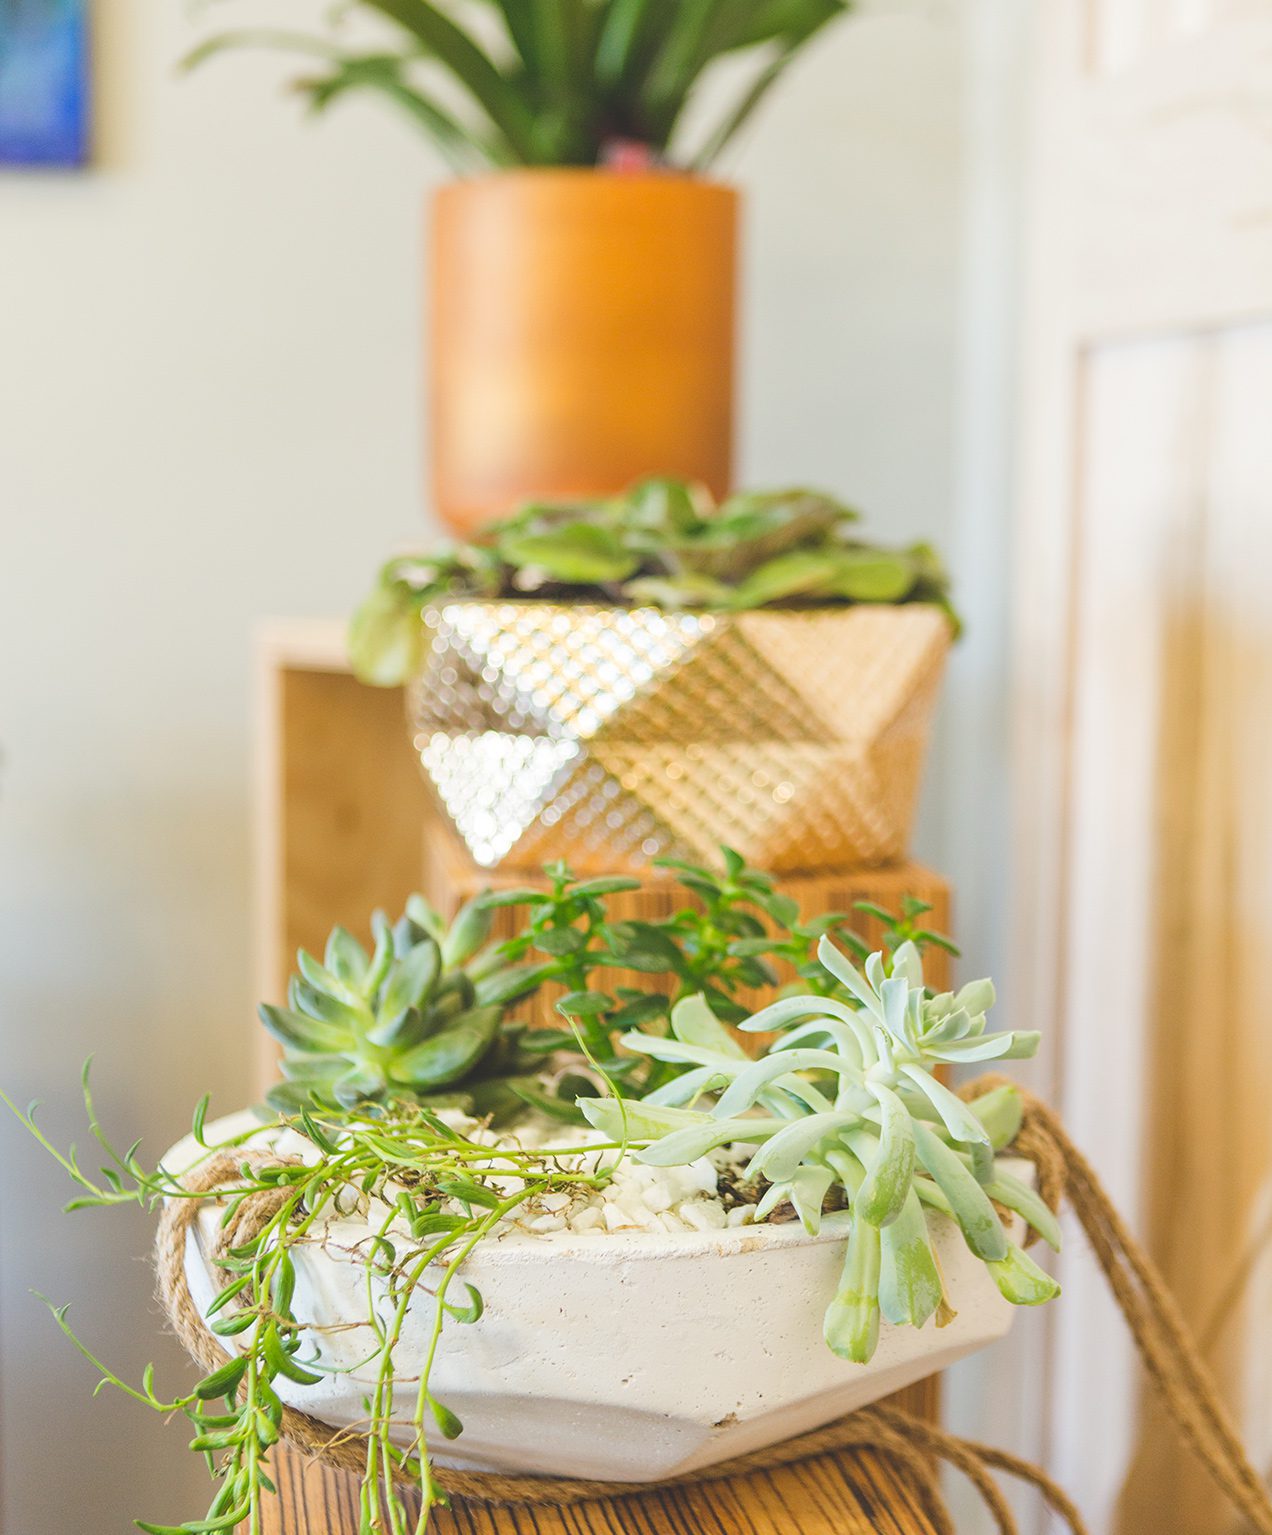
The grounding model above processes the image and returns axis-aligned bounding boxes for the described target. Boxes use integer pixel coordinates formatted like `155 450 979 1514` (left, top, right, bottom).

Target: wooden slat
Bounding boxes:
260 1443 942 1535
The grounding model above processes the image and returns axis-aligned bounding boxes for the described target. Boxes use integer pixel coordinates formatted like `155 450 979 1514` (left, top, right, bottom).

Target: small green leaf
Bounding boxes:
205 1275 251 1318
669 993 748 1057
855 1084 917 1228
535 926 586 957
442 1282 484 1323
824 549 916 602
498 523 639 583
438 1177 502 1210
555 990 609 1017
429 1395 465 1439
210 1311 256 1337
473 961 552 1007
333 1062 388 1107
194 1356 248 1401
965 1085 1023 1150
348 579 424 687
728 549 844 607
570 876 643 897
288 977 363 1034
478 888 553 908
984 1172 1063 1252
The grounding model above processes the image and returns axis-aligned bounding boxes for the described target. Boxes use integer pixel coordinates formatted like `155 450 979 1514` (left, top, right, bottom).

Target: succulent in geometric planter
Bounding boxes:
7 875 1057 1535
351 481 958 873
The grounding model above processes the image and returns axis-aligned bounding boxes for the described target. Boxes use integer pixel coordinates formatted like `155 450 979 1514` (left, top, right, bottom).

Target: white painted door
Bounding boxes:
1012 4 1272 1532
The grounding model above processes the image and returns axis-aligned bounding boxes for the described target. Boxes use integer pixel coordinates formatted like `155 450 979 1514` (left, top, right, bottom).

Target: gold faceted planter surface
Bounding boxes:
407 602 951 873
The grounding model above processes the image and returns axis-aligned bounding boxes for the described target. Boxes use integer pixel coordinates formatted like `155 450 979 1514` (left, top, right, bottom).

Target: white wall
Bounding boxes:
0 2 1025 1527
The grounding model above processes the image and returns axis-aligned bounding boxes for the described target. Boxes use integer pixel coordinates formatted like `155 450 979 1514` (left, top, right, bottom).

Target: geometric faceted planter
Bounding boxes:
407 601 952 874
177 1116 1027 1484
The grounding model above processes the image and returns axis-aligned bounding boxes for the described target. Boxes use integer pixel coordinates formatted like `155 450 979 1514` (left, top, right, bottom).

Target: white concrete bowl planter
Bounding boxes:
173 1115 1028 1484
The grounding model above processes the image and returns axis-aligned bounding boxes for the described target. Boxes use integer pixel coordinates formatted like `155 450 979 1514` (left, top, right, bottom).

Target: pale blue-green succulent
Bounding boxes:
581 936 1060 1364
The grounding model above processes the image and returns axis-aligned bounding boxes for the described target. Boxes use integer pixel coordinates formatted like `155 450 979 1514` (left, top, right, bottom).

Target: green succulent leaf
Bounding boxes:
441 898 494 968
668 993 748 1057
325 926 369 986
555 990 610 1018
823 549 917 602
855 1084 916 1228
379 939 441 1019
389 1006 502 1089
824 1212 882 1363
963 1080 1024 1154
472 961 553 1007
365 1006 432 1051
986 1241 1061 1306
912 1121 1009 1263
257 1005 349 1056
984 1171 1063 1252
288 977 363 1035
878 1188 943 1328
748 1111 860 1184
348 578 426 686
498 523 639 584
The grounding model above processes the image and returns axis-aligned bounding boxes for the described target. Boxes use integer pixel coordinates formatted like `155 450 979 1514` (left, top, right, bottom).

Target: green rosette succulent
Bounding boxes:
260 894 552 1118
350 478 958 686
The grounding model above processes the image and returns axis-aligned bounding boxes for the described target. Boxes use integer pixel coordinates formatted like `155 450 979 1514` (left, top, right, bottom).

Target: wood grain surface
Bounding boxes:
260 1442 941 1535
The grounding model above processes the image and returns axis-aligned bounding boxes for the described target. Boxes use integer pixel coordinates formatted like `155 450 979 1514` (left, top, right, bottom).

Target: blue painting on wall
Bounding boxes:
0 0 90 167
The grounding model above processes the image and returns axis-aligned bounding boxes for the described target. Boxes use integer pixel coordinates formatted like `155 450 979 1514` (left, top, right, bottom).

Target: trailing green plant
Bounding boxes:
4 1072 622 1535
182 2 851 172
351 478 956 685
581 935 1059 1363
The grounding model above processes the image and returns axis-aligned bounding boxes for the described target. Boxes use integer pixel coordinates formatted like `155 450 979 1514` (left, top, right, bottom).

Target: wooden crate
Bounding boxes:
254 620 952 1027
261 1442 943 1535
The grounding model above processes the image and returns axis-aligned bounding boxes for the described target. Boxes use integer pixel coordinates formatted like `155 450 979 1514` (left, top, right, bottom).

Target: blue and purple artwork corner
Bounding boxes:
0 0 90 168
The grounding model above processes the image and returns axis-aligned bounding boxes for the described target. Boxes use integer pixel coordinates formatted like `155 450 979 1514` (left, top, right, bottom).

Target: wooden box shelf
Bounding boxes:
261 1443 943 1535
254 620 952 1024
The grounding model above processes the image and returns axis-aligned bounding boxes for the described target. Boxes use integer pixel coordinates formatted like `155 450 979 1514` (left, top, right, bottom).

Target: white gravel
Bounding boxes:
432 1110 758 1241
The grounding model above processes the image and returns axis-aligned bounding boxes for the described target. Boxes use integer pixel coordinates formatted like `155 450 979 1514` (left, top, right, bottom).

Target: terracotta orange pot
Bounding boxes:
429 170 737 536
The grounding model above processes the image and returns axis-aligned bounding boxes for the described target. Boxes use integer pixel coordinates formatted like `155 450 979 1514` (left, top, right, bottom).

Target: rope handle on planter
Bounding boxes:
968 1074 1272 1535
154 1076 1272 1535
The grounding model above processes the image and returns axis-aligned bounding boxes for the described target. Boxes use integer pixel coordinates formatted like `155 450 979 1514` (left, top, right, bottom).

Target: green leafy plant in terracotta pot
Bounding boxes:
350 478 957 874
184 2 853 530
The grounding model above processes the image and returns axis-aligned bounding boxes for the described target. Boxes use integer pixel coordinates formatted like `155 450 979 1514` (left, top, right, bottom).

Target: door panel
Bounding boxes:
1014 0 1272 1523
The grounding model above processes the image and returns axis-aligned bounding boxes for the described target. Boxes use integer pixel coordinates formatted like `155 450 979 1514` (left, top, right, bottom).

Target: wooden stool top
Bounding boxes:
262 1444 940 1535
